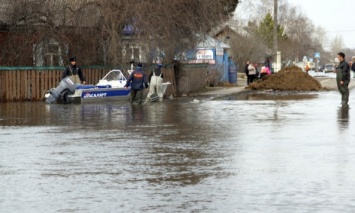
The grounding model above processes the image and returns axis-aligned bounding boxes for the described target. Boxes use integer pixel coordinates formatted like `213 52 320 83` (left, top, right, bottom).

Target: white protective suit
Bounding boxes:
146 70 163 102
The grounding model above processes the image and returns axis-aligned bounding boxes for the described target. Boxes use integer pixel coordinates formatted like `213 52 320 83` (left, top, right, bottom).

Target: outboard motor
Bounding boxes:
45 77 78 104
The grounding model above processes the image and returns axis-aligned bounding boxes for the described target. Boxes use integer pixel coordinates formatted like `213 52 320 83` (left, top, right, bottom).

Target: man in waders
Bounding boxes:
124 63 148 105
335 52 350 106
145 64 164 103
61 57 86 103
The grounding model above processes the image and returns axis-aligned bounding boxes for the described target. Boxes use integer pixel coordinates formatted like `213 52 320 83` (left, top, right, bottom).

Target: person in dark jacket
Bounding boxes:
124 63 148 104
265 57 271 71
146 64 164 102
244 59 250 85
335 52 350 105
351 56 355 78
61 56 85 103
62 57 86 84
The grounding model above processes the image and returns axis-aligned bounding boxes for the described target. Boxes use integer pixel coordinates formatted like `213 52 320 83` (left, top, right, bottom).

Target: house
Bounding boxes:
0 1 146 67
179 35 231 82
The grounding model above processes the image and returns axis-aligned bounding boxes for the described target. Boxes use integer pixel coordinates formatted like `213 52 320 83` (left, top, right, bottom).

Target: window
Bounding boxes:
33 39 66 66
123 46 142 63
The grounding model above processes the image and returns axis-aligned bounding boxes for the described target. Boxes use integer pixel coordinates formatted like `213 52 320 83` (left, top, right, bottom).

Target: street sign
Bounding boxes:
314 52 320 58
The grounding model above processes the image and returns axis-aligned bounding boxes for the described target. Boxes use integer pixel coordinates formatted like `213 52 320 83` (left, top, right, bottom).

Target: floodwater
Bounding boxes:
1 91 355 213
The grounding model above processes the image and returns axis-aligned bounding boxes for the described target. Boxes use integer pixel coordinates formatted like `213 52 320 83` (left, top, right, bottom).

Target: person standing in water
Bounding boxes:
146 63 164 103
335 52 350 106
124 63 148 104
62 57 86 84
61 56 85 103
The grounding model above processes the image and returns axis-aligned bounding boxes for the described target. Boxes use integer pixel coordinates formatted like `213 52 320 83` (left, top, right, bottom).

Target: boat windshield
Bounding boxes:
103 70 126 81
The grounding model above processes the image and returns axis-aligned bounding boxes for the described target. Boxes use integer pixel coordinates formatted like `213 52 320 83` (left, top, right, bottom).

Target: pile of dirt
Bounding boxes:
218 81 235 87
249 66 322 91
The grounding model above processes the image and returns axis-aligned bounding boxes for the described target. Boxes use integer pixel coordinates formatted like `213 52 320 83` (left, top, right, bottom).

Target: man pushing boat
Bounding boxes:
124 63 148 105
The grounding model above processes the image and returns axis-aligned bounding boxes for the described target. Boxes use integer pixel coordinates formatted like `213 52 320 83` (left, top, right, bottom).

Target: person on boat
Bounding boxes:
124 63 148 104
146 63 164 103
61 57 85 103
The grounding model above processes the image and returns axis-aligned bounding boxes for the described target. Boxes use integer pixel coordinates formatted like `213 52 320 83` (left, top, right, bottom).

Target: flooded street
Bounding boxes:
1 91 355 212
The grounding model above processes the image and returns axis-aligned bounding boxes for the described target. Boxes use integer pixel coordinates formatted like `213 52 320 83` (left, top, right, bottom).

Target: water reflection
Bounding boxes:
130 105 145 123
338 105 350 130
0 102 48 126
224 92 318 101
1 92 355 212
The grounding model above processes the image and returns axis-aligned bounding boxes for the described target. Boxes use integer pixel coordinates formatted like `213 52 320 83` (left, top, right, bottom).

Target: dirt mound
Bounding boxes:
218 81 235 87
249 66 322 91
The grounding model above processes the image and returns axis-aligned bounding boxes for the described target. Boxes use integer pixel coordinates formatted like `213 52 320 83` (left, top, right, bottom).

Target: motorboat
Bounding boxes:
45 69 171 104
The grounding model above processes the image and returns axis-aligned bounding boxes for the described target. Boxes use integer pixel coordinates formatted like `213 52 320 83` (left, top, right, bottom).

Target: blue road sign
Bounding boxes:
314 52 320 58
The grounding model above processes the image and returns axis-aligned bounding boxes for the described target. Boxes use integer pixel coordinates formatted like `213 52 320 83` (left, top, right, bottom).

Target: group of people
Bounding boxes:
60 53 351 106
61 57 164 104
244 59 272 85
124 63 164 104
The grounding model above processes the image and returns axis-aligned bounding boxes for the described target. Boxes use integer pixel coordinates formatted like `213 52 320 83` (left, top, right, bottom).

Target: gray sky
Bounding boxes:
288 0 355 49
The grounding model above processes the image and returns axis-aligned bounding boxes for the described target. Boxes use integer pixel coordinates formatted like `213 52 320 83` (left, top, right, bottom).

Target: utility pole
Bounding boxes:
273 0 278 54
273 0 279 72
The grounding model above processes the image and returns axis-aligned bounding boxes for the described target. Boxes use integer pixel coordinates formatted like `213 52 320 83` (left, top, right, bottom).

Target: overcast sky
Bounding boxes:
288 0 355 49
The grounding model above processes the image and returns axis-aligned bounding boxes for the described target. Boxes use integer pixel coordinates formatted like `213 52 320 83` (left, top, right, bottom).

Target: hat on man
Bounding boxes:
137 63 143 68
70 57 77 62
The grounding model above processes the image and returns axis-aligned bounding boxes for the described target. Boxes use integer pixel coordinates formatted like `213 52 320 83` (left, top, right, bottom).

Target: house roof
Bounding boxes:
196 35 230 49
210 21 249 38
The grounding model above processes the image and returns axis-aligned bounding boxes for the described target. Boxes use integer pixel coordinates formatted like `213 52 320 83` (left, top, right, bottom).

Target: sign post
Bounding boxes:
314 52 320 75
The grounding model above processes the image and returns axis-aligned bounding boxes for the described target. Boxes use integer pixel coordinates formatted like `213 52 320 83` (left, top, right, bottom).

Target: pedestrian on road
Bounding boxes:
124 63 148 105
351 56 355 78
146 63 164 103
248 62 257 84
260 66 271 79
254 63 259 79
305 64 310 74
244 59 250 85
334 52 350 106
264 57 272 73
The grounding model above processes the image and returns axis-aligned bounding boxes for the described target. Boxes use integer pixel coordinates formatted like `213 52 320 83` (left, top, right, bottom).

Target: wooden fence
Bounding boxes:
0 68 112 102
177 64 208 95
0 64 208 102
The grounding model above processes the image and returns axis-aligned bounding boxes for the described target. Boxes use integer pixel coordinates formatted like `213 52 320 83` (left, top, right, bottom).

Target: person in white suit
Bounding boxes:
146 64 164 102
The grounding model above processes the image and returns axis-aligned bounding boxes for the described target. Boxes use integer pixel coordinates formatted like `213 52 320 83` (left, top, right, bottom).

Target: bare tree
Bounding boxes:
232 0 330 66
97 0 239 65
0 0 239 66
330 35 345 54
228 30 269 68
0 0 101 66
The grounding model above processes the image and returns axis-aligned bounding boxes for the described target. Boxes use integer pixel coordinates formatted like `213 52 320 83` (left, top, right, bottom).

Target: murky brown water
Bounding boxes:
1 91 355 212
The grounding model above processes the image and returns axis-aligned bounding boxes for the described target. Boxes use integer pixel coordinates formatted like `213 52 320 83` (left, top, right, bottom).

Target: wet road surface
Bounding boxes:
1 91 355 212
